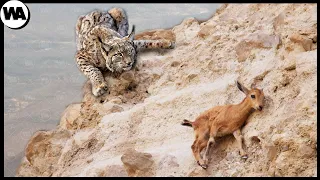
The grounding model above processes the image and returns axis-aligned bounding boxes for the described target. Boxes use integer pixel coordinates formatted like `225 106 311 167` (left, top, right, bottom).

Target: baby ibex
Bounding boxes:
182 80 265 169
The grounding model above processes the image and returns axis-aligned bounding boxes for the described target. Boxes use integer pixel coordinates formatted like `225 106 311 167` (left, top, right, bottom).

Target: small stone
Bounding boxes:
187 73 197 80
103 102 124 113
171 61 181 67
108 97 122 104
298 144 314 158
87 158 93 163
121 149 154 177
273 13 285 30
281 145 289 152
120 71 135 81
289 34 313 51
265 144 277 161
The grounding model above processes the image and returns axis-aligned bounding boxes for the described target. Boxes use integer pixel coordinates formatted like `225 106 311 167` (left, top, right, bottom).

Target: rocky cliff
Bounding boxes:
16 4 317 177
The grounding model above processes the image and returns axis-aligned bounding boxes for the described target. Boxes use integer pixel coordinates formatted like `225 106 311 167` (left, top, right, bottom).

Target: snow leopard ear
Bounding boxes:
124 25 135 41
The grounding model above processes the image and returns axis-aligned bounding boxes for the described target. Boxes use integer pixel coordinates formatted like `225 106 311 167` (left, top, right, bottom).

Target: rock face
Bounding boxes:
16 4 317 177
121 149 154 177
235 33 281 62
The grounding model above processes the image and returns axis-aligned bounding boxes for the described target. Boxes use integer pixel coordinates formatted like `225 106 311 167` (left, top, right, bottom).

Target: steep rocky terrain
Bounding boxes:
16 4 317 177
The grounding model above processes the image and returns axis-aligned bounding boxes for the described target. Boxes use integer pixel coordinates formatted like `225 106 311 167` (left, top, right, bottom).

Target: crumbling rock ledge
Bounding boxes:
17 4 317 177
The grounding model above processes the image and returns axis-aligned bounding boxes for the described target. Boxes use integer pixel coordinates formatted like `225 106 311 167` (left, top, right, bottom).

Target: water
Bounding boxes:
4 3 221 176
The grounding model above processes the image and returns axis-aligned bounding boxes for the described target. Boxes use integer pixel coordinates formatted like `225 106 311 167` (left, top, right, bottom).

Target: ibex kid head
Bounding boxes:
236 81 265 111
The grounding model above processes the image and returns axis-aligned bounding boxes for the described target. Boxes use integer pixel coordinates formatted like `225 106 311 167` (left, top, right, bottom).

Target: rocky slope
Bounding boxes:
16 4 317 177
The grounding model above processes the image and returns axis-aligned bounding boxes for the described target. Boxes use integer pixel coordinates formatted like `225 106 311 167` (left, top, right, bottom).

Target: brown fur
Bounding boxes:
182 80 265 169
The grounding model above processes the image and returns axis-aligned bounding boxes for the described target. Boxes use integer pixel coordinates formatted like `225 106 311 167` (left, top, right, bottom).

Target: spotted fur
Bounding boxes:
75 8 175 96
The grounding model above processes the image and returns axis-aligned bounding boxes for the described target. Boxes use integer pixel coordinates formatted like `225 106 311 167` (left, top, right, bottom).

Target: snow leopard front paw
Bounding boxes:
92 82 108 97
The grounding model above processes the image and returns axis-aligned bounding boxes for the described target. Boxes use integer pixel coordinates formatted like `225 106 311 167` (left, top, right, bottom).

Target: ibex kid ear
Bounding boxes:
236 80 249 95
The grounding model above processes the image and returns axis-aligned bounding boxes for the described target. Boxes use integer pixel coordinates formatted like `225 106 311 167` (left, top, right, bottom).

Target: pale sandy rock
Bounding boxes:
245 129 261 145
156 154 180 176
235 33 281 62
289 33 313 51
158 155 179 169
59 103 82 130
102 102 124 113
215 4 229 16
297 144 315 159
121 149 154 177
105 71 136 96
244 172 269 177
264 143 277 161
72 129 95 147
172 18 200 46
101 165 128 177
16 129 72 177
197 24 215 39
295 50 317 76
185 70 200 82
188 168 209 177
273 13 285 31
83 165 128 177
